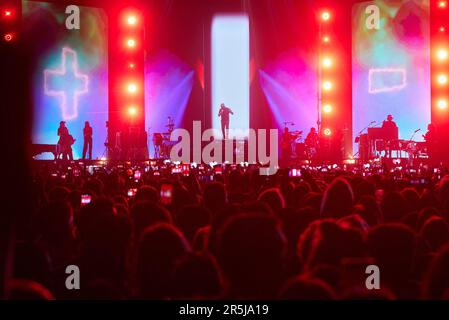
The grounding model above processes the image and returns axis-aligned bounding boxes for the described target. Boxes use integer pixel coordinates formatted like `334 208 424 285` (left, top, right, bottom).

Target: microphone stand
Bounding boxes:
357 121 377 137
407 130 420 164
354 121 377 160
409 130 419 143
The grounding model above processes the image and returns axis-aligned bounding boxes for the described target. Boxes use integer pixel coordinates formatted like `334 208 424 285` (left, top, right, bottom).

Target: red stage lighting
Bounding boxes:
128 62 135 69
127 15 137 26
323 36 330 43
321 11 331 22
438 1 447 9
126 38 136 48
437 49 448 61
437 74 448 85
324 128 332 136
323 104 333 113
127 83 137 93
323 80 333 91
322 57 333 68
4 33 13 42
438 99 448 109
3 9 13 17
128 106 138 116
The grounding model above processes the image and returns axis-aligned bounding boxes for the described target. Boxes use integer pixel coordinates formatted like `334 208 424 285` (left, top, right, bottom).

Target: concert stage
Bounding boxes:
5 0 449 305
11 0 446 169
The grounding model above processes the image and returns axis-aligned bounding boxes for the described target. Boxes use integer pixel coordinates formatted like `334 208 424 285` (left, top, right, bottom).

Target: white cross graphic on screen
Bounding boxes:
44 47 89 120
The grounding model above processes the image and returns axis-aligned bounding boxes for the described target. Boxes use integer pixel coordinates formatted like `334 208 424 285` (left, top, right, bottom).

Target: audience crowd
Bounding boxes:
7 164 449 300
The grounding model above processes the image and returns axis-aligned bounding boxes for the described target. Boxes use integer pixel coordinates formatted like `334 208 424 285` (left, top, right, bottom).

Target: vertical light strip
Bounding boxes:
212 14 250 139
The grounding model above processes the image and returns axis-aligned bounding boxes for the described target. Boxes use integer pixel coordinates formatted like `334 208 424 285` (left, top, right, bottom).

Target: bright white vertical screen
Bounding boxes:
212 15 250 139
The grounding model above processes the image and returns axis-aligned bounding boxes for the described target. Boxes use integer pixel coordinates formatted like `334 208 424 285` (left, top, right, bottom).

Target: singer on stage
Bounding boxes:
382 115 398 158
57 121 69 159
218 103 234 140
82 121 93 160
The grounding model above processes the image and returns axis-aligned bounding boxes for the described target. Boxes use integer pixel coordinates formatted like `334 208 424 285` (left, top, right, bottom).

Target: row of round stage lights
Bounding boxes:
1 7 15 43
321 10 333 137
437 1 448 110
123 12 141 118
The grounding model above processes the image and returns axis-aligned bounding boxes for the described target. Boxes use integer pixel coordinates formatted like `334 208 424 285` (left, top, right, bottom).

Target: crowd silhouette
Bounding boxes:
8 165 449 300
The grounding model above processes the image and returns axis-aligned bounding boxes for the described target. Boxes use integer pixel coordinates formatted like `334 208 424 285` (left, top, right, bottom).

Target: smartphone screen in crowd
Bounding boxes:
127 188 138 198
160 184 174 205
81 194 92 206
289 169 301 177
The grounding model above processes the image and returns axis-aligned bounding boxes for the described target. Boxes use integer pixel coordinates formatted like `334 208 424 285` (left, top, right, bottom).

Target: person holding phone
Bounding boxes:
160 184 174 205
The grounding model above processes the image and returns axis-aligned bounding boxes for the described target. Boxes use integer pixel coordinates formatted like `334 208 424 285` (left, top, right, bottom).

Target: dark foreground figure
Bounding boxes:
7 164 449 300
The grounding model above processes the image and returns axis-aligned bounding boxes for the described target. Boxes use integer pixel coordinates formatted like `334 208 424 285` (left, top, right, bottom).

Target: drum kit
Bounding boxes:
290 131 305 159
283 129 318 160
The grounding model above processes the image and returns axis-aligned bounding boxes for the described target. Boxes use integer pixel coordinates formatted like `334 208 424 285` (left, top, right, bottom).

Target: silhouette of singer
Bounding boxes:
82 121 93 160
218 103 234 140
